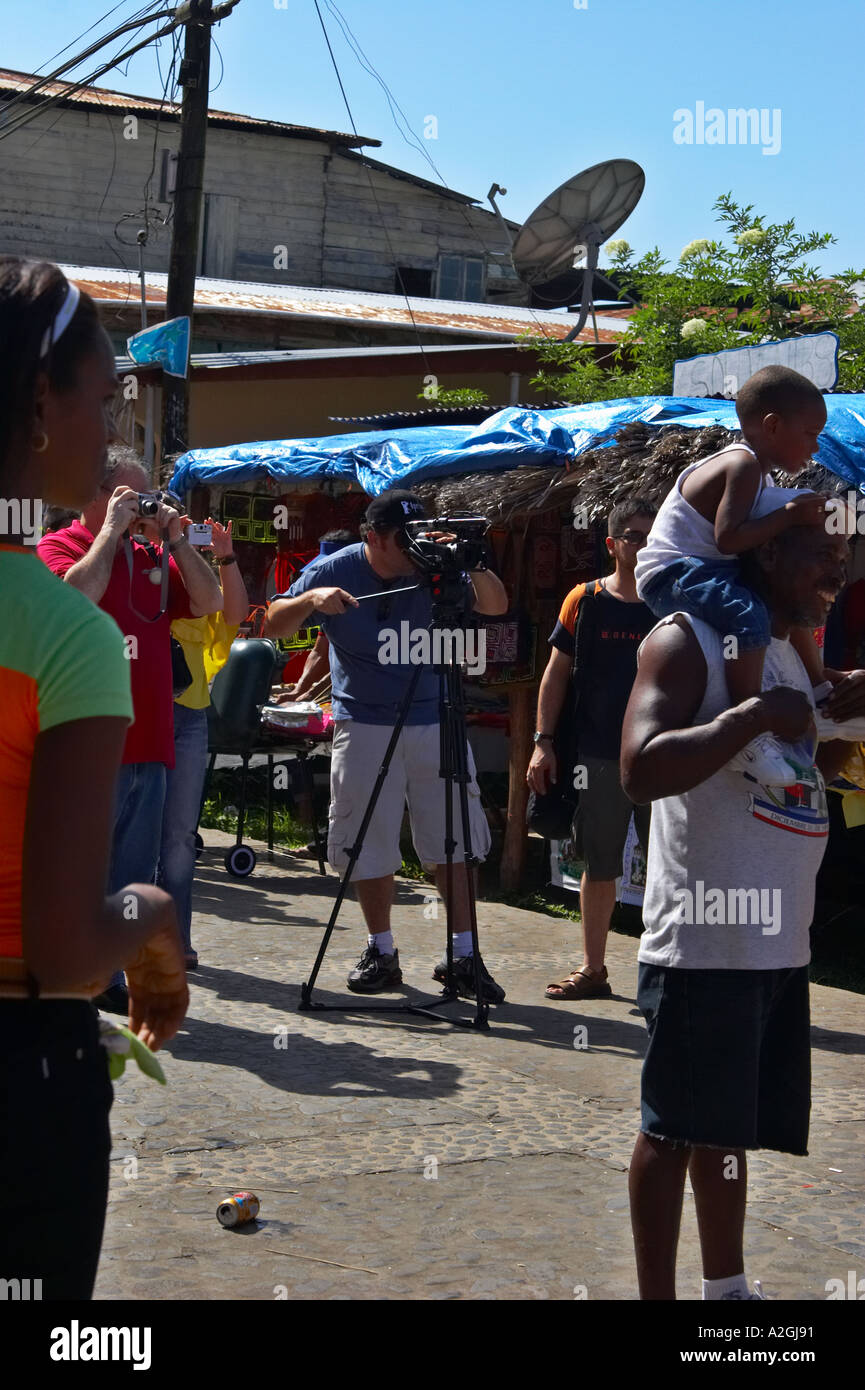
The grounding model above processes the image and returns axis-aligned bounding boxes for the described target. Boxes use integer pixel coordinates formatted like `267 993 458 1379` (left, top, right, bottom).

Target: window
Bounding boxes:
436 255 486 303
394 267 433 297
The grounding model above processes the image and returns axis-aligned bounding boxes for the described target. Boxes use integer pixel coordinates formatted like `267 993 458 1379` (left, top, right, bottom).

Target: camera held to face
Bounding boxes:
135 489 181 518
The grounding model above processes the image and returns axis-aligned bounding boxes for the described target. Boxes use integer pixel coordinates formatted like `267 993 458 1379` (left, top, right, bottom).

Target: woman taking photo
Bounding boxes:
0 257 188 1299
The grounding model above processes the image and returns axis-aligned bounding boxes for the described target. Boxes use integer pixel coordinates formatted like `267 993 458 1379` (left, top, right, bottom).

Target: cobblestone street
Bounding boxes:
96 830 865 1302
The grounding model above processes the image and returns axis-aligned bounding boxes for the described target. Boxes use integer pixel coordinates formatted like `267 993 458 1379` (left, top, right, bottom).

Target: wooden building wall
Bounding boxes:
0 104 516 299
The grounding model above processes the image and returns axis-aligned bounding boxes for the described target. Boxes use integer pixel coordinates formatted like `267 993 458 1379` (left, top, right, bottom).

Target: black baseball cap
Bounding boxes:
363 489 427 532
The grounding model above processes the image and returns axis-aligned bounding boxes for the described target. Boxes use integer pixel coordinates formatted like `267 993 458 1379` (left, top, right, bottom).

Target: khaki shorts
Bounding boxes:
328 721 491 880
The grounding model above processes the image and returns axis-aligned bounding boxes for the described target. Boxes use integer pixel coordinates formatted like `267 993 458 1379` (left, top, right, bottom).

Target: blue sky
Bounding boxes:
4 0 863 273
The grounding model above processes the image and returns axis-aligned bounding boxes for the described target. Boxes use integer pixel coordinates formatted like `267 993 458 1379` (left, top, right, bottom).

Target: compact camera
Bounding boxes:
187 523 213 546
136 489 181 517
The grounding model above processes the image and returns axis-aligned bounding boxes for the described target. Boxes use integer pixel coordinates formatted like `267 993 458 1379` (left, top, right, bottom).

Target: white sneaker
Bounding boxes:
812 682 865 740
720 1279 766 1301
728 732 799 787
813 712 865 741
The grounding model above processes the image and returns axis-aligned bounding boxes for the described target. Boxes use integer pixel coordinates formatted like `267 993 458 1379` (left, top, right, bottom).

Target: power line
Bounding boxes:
313 0 442 375
321 0 554 342
0 9 180 142
32 0 165 80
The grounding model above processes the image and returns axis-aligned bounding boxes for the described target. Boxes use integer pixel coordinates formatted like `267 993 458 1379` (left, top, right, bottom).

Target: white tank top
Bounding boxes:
638 614 828 970
636 444 786 595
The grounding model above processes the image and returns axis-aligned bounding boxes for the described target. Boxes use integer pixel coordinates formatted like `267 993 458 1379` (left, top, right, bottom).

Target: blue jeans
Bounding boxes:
642 557 771 651
107 762 167 987
157 704 208 954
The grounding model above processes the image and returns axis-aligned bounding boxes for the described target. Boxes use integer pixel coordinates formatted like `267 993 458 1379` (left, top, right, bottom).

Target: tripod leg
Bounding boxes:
445 659 488 1029
301 663 425 1008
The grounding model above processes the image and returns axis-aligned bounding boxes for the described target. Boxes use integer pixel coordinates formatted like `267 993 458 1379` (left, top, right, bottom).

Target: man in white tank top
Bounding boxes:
621 512 852 1301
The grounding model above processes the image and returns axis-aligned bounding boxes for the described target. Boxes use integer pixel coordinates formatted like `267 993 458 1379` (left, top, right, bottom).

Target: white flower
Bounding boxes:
680 238 711 261
736 228 766 247
605 238 631 259
681 317 709 340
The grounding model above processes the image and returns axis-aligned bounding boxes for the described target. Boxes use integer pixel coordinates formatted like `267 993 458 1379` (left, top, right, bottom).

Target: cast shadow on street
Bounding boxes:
164 1011 462 1101
187 963 649 1059
810 1024 865 1055
191 860 422 929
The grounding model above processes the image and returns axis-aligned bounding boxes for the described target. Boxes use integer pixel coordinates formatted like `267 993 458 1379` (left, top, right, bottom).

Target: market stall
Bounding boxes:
169 393 865 887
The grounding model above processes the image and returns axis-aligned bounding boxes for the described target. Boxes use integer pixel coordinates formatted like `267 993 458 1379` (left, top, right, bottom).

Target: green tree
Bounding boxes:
525 195 865 401
415 385 489 407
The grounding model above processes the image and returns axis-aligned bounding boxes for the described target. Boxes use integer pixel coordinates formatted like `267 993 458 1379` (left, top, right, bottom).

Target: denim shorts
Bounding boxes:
641 557 771 651
637 962 811 1153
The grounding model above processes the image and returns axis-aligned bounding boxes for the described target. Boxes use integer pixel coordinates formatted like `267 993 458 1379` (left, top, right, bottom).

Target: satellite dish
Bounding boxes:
509 159 645 337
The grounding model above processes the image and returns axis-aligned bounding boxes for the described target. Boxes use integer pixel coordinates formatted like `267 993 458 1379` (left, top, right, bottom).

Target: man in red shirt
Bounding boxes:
38 446 222 1011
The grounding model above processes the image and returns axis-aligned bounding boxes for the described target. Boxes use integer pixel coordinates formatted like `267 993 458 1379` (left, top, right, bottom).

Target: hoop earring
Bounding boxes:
32 430 49 453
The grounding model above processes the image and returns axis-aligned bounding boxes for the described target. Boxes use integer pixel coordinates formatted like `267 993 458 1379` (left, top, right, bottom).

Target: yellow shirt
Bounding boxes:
171 613 238 709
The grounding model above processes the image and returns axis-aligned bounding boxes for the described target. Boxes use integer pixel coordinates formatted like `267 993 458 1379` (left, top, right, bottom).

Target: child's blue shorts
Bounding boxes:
641 556 771 652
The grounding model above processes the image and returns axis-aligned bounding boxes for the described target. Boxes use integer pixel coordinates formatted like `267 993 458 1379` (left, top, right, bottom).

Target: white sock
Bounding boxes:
702 1273 748 1300
452 931 473 958
370 931 394 955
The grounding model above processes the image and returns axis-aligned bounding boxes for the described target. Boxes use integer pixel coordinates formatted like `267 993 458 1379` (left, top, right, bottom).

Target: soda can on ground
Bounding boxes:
216 1192 260 1227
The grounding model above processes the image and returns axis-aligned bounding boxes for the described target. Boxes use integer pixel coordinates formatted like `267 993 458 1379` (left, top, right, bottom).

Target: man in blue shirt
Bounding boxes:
265 489 509 1000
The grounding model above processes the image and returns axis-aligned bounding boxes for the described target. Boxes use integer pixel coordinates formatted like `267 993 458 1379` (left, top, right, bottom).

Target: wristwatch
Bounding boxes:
533 731 554 744
217 555 238 567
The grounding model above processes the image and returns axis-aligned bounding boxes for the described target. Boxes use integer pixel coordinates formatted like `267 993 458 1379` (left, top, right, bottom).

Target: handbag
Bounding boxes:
526 581 598 838
170 636 194 697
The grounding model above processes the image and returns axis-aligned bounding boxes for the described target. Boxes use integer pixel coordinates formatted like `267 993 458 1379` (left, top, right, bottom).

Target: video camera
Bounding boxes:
402 517 489 576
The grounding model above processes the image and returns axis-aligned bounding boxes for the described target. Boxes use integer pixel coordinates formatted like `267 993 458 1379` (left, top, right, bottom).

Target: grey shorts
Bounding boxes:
328 721 491 881
572 754 650 880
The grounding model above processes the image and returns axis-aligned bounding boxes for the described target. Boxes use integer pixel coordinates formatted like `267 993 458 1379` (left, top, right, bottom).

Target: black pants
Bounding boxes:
0 1000 113 1299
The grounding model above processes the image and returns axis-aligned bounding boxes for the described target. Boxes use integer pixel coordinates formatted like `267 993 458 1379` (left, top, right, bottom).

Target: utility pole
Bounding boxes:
161 0 214 465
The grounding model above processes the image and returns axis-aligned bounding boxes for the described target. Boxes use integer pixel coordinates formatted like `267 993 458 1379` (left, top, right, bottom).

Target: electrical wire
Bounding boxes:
30 1 166 81
312 0 440 375
143 26 182 214
0 9 180 141
211 34 225 95
321 0 555 342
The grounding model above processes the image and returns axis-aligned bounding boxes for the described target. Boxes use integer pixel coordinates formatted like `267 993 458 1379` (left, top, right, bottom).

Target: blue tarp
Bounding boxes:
169 394 865 498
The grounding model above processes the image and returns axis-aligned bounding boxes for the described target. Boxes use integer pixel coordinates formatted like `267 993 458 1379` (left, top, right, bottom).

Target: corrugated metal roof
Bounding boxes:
116 342 541 371
63 265 627 343
0 66 377 148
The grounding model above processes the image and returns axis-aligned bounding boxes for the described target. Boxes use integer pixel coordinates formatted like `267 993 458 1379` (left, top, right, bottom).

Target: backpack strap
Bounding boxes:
572 578 600 684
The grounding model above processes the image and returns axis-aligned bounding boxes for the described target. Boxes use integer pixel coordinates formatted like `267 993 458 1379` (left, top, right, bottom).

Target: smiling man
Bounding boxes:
621 504 857 1301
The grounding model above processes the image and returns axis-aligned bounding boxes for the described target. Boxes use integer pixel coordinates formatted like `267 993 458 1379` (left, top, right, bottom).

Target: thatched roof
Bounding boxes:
414 422 846 527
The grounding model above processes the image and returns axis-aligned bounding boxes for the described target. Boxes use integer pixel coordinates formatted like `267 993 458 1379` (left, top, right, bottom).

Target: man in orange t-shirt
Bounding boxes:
527 498 657 1000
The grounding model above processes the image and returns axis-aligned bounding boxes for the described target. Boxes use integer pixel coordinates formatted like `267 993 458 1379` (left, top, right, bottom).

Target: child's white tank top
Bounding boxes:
635 445 803 597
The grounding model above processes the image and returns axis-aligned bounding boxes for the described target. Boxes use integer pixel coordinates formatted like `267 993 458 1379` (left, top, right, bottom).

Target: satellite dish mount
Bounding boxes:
509 159 645 338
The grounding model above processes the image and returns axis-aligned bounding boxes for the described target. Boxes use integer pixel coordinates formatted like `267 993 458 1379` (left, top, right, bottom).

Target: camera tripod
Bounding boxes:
299 580 490 1031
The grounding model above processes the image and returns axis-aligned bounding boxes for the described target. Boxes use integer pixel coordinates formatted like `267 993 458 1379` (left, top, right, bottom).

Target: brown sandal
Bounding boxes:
545 966 611 1000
